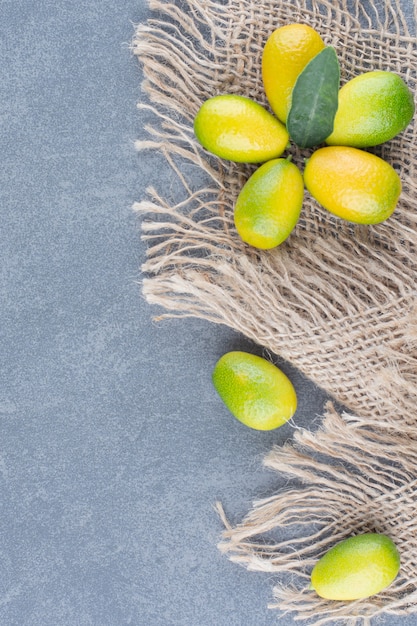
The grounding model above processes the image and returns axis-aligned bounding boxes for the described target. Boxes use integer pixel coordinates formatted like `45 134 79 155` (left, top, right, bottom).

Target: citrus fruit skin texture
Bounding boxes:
212 351 297 431
193 94 289 163
262 24 326 123
234 158 304 249
311 533 401 601
303 146 402 224
326 71 415 147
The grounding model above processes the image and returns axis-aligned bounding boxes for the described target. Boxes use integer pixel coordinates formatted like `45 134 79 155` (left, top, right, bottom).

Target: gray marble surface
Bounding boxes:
1 1 416 624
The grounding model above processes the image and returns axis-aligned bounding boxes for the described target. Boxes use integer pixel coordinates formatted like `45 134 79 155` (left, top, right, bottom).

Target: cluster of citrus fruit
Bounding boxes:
197 23 411 599
194 23 415 249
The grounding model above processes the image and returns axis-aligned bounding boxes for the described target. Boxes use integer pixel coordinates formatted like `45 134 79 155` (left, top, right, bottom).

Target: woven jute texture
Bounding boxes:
133 0 417 623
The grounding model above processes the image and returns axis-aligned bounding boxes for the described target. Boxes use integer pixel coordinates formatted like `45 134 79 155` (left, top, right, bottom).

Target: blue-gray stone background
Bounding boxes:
1 0 415 624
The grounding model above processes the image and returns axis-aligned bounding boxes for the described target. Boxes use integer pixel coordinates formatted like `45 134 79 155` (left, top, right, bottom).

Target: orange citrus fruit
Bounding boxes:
234 158 303 249
193 94 289 163
212 351 297 431
311 533 401 600
326 71 415 148
303 146 402 224
262 23 325 123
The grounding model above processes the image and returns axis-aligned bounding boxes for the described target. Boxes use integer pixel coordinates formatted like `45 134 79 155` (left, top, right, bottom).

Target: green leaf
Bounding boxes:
287 47 340 149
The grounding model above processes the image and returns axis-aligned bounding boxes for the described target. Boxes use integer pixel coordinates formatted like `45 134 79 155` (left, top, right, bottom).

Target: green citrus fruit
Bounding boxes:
303 146 402 224
262 23 325 123
234 158 303 249
326 71 415 147
311 533 401 600
193 94 289 163
212 351 297 431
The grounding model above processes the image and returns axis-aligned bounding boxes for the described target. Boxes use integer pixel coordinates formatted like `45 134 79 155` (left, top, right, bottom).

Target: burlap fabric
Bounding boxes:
133 0 417 623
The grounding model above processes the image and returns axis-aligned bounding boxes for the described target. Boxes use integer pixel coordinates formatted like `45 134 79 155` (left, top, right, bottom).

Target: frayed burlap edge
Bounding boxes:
216 403 417 625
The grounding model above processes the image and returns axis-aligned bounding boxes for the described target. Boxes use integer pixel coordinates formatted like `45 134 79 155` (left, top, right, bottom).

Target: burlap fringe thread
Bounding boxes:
133 0 417 623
